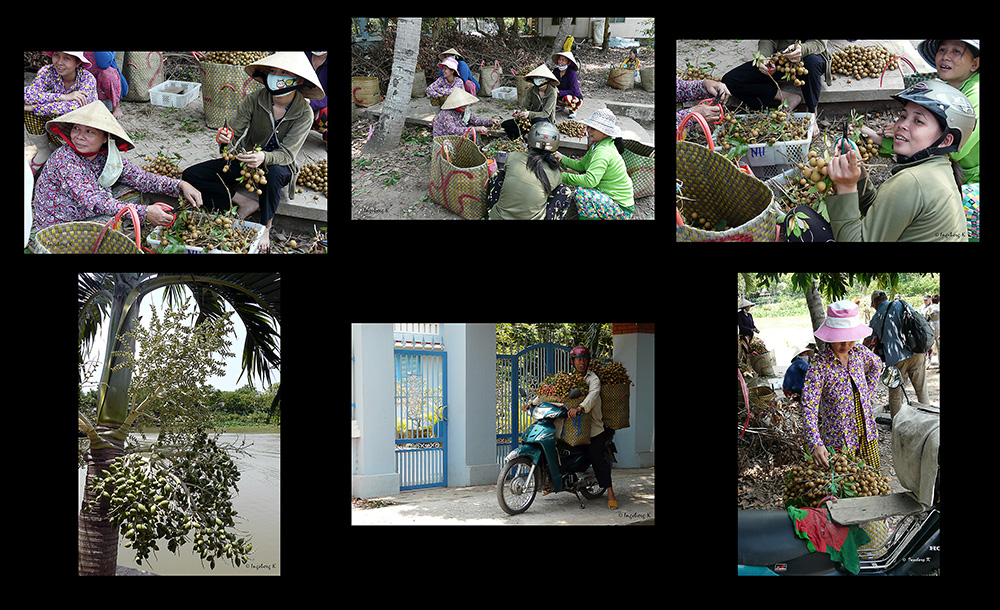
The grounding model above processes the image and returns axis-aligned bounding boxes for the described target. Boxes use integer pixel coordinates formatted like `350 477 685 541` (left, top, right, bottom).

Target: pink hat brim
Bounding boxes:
813 323 872 343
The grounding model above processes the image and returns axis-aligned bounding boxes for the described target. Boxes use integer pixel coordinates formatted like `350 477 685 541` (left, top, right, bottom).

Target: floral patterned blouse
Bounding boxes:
800 345 882 453
32 145 181 231
675 78 711 129
24 64 98 117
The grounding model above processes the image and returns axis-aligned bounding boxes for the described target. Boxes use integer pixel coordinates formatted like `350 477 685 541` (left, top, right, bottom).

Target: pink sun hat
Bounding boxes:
813 300 873 343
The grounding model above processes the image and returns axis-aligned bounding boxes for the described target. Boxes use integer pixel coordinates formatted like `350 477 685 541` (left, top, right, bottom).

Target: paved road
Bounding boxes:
352 466 654 525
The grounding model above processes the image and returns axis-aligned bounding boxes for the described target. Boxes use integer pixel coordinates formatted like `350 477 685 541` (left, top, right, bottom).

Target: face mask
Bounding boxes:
555 64 567 71
311 51 327 55
267 73 300 96
533 78 547 87
98 136 124 187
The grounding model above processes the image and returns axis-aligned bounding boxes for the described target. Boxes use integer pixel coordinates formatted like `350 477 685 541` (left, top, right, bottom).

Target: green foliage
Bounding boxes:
109 295 235 433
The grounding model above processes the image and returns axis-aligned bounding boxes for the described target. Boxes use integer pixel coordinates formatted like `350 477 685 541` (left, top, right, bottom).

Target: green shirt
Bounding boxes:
560 137 634 209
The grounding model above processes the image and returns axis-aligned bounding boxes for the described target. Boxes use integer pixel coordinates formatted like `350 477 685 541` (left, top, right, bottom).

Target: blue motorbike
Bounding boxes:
496 388 613 515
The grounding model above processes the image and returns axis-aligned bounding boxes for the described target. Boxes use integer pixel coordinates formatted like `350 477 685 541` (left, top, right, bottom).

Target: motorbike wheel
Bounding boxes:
497 455 540 515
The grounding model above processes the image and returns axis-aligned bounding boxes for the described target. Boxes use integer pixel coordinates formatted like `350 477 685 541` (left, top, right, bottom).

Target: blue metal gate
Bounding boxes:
394 349 447 490
496 343 573 464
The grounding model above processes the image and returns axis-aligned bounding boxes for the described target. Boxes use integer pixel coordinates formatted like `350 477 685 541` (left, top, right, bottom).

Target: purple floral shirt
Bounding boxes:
24 64 98 117
675 78 711 129
801 345 882 453
431 108 491 138
32 145 181 231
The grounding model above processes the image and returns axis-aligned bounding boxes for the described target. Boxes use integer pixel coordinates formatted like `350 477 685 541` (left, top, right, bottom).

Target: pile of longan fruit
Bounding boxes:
202 51 270 66
719 109 811 147
142 153 183 179
783 450 891 508
676 63 713 81
556 120 586 139
296 159 327 199
537 370 587 399
831 45 898 81
588 360 632 386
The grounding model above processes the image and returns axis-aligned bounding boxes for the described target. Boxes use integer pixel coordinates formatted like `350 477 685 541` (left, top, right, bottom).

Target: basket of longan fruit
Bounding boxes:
783 448 892 509
149 200 263 254
590 361 632 430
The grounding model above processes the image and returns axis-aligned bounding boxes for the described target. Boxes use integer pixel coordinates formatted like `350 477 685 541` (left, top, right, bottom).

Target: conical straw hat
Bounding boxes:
245 52 325 99
441 88 479 110
46 100 134 151
523 64 559 85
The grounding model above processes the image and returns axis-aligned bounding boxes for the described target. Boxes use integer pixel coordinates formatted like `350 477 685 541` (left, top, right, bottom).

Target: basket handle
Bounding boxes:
696 97 725 124
92 205 144 254
677 111 714 151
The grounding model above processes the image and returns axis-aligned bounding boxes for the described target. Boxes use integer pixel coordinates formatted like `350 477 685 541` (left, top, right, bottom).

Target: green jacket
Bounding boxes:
489 151 561 220
560 137 634 209
230 89 314 201
826 155 967 241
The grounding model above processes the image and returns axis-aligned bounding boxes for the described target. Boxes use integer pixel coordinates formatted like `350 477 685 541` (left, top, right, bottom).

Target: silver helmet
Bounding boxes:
891 79 977 154
526 121 560 152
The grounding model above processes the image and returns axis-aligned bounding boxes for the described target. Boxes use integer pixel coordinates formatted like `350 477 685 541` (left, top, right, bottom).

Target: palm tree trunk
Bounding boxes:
78 428 124 576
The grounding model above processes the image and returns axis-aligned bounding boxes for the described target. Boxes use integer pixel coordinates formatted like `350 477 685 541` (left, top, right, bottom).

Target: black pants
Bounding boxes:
180 158 291 226
721 54 827 112
586 427 614 489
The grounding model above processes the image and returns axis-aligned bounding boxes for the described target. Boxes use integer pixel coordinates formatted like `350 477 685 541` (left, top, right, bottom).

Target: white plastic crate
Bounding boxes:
148 80 201 109
491 86 517 101
714 112 815 169
149 216 265 254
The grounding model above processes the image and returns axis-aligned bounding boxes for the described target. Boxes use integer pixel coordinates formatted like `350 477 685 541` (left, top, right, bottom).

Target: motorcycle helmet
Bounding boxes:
526 121 560 152
890 79 977 161
570 346 591 361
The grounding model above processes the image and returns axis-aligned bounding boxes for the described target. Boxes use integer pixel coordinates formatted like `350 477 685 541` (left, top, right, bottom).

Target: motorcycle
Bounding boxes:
496 388 614 515
738 394 940 576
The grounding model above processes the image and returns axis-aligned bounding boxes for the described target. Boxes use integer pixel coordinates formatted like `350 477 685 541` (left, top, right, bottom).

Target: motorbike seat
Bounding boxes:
737 510 812 565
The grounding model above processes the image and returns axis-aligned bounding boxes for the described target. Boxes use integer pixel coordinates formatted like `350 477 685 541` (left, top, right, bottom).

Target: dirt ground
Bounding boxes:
351 43 656 220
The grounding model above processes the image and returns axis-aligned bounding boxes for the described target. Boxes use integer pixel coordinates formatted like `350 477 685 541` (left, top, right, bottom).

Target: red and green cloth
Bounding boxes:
787 506 871 575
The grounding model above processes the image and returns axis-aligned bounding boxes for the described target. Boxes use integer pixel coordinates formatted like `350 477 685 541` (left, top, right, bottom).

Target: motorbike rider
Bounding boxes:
566 346 618 510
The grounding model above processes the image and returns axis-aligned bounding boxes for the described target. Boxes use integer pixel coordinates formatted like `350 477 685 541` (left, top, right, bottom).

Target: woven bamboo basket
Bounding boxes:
676 140 778 242
600 383 631 430
34 221 142 254
560 395 589 446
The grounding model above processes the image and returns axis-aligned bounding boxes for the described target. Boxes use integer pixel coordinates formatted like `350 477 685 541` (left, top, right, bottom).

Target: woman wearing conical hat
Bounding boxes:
551 51 583 119
438 48 480 96
181 52 325 252
24 52 98 172
32 100 202 232
514 64 560 125
426 57 466 107
431 89 498 138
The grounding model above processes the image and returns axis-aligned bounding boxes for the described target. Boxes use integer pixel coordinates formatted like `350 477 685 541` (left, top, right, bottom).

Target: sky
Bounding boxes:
82 285 280 394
